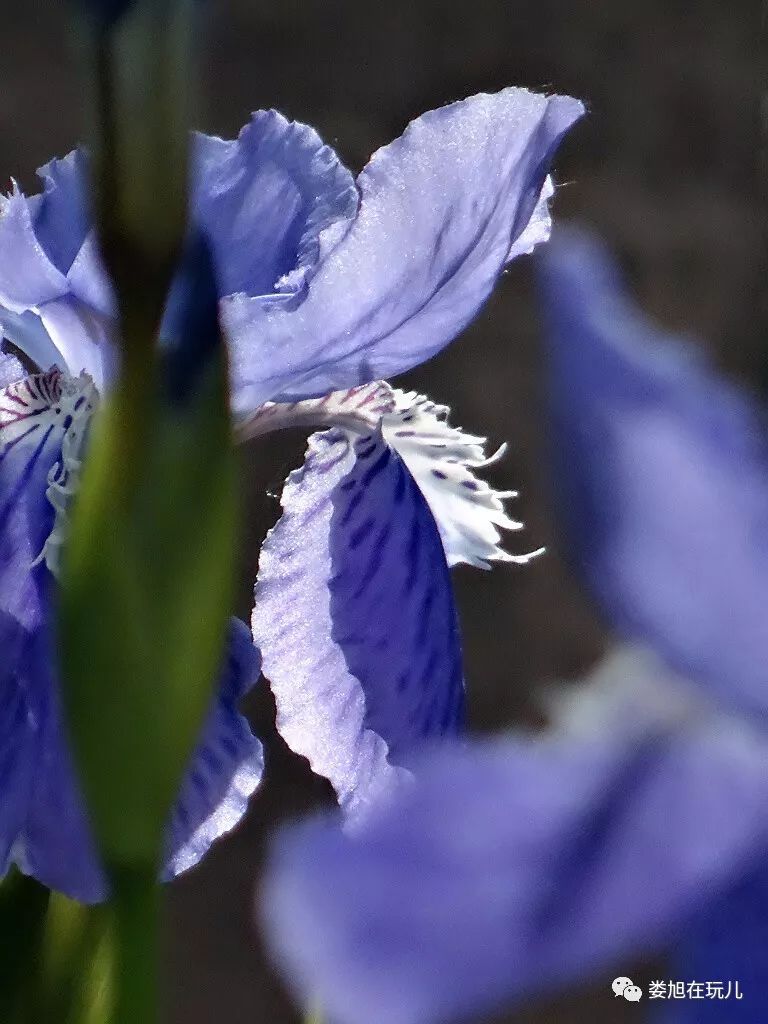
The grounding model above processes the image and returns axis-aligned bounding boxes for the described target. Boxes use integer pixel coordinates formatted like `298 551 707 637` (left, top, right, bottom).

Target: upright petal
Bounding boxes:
0 190 69 316
191 111 357 301
252 427 463 825
225 88 584 410
30 150 92 276
263 713 768 1024
540 229 768 719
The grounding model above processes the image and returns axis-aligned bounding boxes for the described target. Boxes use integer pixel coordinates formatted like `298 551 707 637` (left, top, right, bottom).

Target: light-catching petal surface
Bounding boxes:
263 712 768 1024
252 425 463 825
226 88 584 410
540 228 768 719
239 382 531 570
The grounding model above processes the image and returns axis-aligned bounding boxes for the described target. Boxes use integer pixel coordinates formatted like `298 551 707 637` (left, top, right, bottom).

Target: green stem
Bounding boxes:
304 1001 325 1024
0 871 50 1023
111 867 161 1024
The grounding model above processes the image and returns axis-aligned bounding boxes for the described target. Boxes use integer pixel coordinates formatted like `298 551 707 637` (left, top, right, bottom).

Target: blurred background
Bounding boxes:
0 1 759 1020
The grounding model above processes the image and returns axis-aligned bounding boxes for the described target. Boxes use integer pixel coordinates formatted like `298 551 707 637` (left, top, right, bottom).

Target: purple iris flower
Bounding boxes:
0 88 581 899
260 230 768 1024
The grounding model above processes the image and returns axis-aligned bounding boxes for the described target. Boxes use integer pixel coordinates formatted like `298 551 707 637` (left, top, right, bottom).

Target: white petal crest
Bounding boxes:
238 382 537 571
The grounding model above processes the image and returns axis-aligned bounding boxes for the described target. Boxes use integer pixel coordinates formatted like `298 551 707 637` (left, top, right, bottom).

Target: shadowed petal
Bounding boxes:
226 88 584 410
662 864 768 1022
540 228 768 719
252 427 463 824
263 715 768 1024
163 619 264 880
0 368 263 897
15 618 263 902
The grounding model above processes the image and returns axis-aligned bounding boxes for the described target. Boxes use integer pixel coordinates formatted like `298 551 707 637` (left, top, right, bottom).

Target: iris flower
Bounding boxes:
0 88 581 899
261 230 768 1024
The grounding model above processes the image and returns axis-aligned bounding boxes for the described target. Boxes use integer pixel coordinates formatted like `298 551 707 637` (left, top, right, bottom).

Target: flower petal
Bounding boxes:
0 367 101 894
16 618 262 902
0 613 36 877
239 383 536 570
191 111 357 300
382 390 537 568
30 150 92 276
252 427 464 825
540 229 768 719
663 863 768 1021
163 618 264 880
226 88 583 410
0 189 69 316
263 712 768 1024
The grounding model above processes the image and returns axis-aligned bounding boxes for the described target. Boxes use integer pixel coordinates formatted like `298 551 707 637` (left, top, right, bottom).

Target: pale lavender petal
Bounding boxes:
263 718 768 1024
191 110 357 300
31 150 91 276
226 88 584 410
252 428 463 824
0 190 69 315
0 349 26 389
37 295 115 389
0 308 63 373
540 228 768 718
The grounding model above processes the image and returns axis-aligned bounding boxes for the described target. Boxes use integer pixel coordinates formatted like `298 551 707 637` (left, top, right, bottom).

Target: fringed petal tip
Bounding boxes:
383 389 542 570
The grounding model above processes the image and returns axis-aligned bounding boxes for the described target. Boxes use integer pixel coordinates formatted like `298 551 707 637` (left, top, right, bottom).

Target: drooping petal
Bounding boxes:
13 616 262 902
0 612 35 877
0 368 85 626
252 427 464 825
226 88 584 410
540 228 768 719
263 711 768 1024
0 367 97 886
163 618 264 880
190 111 358 301
0 368 263 898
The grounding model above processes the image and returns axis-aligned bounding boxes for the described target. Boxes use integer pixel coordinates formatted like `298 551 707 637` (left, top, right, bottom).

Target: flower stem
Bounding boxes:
111 866 161 1024
0 871 50 1022
304 1001 325 1024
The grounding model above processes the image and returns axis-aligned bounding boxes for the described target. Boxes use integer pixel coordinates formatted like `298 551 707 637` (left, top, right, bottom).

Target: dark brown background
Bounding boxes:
0 2 760 1021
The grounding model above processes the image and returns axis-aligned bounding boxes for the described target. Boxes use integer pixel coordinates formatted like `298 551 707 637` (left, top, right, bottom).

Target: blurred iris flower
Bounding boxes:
261 230 768 1024
0 88 581 899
